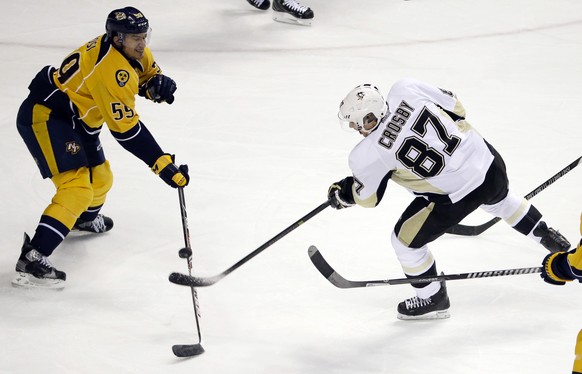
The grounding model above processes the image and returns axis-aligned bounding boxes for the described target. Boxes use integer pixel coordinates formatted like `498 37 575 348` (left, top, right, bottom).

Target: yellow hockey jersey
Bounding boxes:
53 34 160 133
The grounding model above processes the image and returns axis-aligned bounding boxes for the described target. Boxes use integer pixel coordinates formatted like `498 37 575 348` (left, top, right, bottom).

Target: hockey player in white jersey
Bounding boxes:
327 79 571 320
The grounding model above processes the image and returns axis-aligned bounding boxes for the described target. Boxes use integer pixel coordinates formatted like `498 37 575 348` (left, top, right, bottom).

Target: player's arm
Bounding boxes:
110 120 189 188
347 146 392 208
328 168 392 210
94 74 188 188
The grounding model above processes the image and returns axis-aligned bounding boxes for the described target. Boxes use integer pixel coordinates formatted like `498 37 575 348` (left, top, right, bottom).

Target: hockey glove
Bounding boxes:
541 252 572 285
328 177 356 210
541 214 582 285
139 74 177 104
152 154 189 188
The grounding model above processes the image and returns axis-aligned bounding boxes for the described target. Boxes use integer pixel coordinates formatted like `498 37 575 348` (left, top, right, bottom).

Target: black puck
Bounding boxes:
178 247 192 258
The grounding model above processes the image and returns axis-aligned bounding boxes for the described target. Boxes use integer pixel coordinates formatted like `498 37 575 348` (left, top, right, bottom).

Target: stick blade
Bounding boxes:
169 272 215 287
172 343 205 357
169 272 194 286
446 217 501 236
308 245 365 289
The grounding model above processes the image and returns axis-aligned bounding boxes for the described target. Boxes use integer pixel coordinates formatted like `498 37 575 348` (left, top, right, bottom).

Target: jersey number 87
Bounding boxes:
396 107 461 178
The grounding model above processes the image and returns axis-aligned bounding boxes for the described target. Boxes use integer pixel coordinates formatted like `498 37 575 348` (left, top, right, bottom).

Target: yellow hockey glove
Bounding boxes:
152 154 189 188
541 252 572 285
541 213 582 285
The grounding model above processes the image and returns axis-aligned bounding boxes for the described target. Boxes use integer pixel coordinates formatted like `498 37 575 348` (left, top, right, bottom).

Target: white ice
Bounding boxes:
1 0 581 373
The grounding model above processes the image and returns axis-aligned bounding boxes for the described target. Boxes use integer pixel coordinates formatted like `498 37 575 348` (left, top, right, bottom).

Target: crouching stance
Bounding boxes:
328 79 570 319
14 7 189 289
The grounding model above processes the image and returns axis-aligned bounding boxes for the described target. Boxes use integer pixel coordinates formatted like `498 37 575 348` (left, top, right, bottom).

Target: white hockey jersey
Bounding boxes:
349 78 494 207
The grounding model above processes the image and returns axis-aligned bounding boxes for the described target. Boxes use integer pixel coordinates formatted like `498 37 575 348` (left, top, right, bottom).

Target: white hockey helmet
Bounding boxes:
338 84 387 135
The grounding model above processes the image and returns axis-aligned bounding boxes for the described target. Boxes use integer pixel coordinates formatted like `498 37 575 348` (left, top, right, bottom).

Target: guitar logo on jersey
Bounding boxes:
116 70 130 87
66 142 81 155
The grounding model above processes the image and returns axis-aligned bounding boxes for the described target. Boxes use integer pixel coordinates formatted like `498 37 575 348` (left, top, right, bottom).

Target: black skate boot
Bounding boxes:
73 214 114 234
247 0 270 10
272 0 314 26
12 233 66 289
397 279 450 320
533 221 571 253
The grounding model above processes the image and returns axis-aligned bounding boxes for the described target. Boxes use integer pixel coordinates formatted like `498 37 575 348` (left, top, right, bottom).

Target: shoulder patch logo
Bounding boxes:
116 69 130 87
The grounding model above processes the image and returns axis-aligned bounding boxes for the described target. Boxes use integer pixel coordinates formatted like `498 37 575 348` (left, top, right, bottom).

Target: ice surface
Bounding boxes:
1 1 581 373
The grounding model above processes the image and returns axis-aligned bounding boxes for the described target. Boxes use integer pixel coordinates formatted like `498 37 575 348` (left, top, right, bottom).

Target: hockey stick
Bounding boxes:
169 201 331 288
308 245 541 288
446 155 582 236
171 187 205 358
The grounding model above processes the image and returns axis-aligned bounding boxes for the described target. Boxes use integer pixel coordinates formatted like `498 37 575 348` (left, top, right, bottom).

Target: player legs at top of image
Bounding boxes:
272 0 314 26
245 0 314 26
327 80 571 320
246 0 271 10
13 7 189 290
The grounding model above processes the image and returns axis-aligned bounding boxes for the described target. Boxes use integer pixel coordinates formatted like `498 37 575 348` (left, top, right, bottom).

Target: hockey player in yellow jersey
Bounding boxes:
541 213 582 373
13 7 189 289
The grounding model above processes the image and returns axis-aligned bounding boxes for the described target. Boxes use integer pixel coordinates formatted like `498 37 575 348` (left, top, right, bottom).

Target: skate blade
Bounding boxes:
68 230 93 236
69 228 108 236
272 12 312 26
397 309 450 321
11 272 65 290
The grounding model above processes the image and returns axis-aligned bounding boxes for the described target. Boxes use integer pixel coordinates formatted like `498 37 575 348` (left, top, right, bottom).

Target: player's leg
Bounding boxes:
391 179 497 320
477 146 571 252
14 101 93 288
246 0 270 10
272 0 314 25
73 160 114 233
392 198 455 320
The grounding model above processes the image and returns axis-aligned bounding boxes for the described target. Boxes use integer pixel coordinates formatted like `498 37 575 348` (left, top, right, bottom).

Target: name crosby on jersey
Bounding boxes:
378 100 415 150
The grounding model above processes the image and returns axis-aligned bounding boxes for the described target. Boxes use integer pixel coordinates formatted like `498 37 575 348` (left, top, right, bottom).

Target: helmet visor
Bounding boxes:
338 111 359 133
338 111 379 135
120 27 153 46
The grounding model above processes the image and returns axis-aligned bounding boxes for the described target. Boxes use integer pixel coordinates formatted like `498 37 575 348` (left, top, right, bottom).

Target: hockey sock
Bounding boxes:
31 215 70 256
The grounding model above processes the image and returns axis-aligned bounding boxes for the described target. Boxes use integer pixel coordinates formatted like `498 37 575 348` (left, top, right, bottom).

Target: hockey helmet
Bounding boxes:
106 7 150 38
338 84 387 135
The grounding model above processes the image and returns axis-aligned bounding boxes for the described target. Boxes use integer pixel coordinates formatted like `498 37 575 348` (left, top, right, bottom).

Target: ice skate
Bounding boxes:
247 0 270 10
72 214 114 234
272 0 314 26
533 221 571 253
397 280 450 320
12 233 66 290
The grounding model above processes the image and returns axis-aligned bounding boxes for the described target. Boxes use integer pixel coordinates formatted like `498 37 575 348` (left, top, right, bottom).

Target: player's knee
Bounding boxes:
481 191 529 225
51 167 94 216
90 160 113 205
391 231 432 270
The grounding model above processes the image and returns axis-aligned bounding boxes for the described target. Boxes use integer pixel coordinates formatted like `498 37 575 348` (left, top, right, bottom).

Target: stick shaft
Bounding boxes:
169 201 331 287
177 187 203 344
308 245 541 289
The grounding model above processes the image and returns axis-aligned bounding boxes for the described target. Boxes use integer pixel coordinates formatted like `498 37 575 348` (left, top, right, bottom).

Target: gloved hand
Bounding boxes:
152 154 189 188
541 213 582 285
328 177 355 210
541 252 571 285
139 74 177 104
